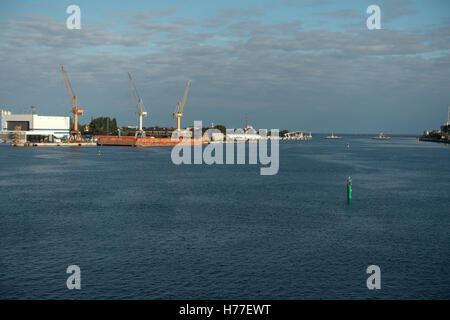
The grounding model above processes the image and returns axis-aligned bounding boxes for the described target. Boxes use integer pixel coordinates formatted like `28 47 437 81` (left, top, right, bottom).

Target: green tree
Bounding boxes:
214 125 226 136
89 117 118 135
280 129 289 137
111 118 117 134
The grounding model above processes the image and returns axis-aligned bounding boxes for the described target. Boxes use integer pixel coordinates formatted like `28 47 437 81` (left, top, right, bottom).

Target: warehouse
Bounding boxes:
0 112 70 142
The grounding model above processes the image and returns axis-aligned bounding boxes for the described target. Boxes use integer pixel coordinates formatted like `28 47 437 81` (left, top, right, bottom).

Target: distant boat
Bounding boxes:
372 132 391 140
324 132 342 139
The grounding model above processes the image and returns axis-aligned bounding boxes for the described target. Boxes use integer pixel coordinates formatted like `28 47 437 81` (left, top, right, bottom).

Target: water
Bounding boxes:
1 136 449 299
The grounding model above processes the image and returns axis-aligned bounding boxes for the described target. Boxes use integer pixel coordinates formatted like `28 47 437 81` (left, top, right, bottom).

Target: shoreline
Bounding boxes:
419 137 450 144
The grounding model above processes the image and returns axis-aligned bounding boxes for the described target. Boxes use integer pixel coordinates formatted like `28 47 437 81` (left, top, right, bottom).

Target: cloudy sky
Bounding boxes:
0 0 449 133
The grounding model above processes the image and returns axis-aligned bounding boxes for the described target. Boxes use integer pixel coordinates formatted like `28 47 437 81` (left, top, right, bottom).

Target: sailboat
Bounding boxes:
324 132 342 139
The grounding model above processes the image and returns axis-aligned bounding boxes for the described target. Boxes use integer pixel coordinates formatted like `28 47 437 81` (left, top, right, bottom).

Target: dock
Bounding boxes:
12 142 97 147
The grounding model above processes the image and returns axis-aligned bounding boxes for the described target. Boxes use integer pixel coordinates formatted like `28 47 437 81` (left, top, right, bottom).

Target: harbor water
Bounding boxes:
1 136 449 299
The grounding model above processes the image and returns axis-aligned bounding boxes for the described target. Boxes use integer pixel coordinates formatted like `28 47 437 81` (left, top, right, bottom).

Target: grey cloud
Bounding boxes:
241 29 444 57
0 15 146 48
203 7 264 28
116 7 178 20
217 7 264 19
282 0 332 8
0 7 449 133
203 17 229 28
319 9 361 19
380 0 419 22
133 7 178 19
226 19 303 37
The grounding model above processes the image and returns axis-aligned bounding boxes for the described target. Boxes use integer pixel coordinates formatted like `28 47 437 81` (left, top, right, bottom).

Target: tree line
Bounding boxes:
74 117 118 135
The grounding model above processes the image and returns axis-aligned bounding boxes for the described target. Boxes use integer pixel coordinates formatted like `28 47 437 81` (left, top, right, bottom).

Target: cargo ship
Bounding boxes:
96 135 203 147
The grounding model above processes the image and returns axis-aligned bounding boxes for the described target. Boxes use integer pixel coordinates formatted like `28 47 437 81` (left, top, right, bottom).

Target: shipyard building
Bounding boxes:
0 111 70 142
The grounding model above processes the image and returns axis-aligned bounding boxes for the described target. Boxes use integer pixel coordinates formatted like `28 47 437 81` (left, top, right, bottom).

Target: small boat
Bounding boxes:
372 132 391 140
324 132 342 139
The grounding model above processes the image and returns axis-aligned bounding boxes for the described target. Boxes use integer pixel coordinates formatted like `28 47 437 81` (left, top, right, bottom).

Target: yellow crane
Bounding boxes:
173 80 191 131
60 64 84 141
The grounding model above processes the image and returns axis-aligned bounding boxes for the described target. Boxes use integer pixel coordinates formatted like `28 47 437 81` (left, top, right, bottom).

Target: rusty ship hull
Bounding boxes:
96 136 203 147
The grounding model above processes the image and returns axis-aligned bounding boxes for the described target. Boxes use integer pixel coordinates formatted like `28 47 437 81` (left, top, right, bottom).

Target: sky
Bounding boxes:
0 0 449 134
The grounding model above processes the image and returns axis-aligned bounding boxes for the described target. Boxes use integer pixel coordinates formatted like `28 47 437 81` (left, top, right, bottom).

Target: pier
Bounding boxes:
12 142 97 147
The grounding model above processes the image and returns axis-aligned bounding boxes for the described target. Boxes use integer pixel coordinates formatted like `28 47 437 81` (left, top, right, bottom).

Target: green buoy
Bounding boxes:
347 176 352 201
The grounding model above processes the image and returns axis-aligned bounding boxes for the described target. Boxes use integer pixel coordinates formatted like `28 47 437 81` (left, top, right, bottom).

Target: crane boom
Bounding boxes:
127 72 147 135
60 64 84 139
173 80 191 131
174 102 180 114
128 72 140 111
60 64 75 110
179 80 191 114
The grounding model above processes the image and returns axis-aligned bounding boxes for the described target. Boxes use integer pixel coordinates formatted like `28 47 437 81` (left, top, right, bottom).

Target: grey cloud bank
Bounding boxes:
0 3 449 134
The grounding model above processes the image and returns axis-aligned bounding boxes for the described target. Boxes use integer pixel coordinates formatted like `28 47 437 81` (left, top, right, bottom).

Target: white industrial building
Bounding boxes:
0 110 11 131
0 111 70 142
226 125 265 141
